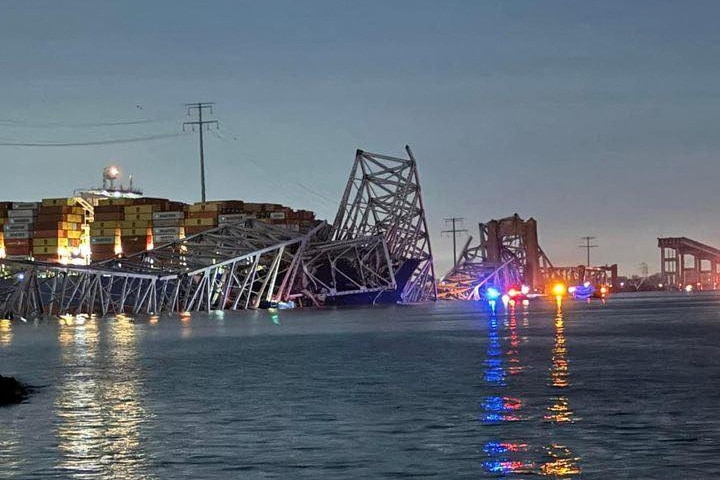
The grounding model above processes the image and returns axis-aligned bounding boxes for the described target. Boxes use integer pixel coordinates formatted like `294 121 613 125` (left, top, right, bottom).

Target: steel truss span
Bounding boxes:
0 146 436 318
438 213 618 300
331 146 436 303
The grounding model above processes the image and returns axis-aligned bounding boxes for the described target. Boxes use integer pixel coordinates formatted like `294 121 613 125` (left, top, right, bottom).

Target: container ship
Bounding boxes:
0 166 317 265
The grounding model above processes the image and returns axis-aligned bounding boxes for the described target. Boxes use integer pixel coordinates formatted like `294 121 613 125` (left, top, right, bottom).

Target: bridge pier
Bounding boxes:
658 237 720 289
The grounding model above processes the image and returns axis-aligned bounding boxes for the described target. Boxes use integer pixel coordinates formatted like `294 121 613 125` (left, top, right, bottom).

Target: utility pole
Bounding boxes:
183 102 219 202
442 217 468 268
579 236 598 267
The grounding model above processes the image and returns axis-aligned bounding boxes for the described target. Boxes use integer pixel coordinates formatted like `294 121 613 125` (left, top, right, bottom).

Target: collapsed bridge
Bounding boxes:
0 146 436 318
437 214 617 300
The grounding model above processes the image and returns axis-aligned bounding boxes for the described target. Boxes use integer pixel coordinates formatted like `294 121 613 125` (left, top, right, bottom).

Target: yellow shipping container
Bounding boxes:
124 205 156 214
67 230 82 239
91 221 122 229
125 213 153 221
33 238 69 247
41 197 76 207
90 228 117 237
66 214 83 223
121 220 152 228
121 228 149 237
98 198 133 206
184 217 218 227
188 202 222 213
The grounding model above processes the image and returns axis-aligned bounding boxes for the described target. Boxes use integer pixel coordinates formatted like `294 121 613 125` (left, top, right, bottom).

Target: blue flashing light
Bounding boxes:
482 460 513 474
479 413 505 424
482 396 505 412
485 287 501 300
483 441 508 454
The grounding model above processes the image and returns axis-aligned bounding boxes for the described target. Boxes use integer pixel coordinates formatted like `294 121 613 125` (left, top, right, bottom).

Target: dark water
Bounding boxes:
1 293 720 479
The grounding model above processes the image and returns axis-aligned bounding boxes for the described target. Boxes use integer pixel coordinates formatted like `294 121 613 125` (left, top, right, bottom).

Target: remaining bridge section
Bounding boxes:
658 237 720 288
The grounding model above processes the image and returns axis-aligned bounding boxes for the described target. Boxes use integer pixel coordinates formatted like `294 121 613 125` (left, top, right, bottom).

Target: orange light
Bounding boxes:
551 283 567 297
508 288 519 297
600 286 608 294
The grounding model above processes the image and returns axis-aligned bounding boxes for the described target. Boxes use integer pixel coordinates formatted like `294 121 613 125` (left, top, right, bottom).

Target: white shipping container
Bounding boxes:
5 230 31 239
8 209 36 218
90 236 115 245
152 211 184 220
8 217 34 225
151 218 183 227
269 211 286 220
153 234 180 244
152 227 182 236
12 202 39 210
7 255 32 261
219 213 252 223
3 224 30 232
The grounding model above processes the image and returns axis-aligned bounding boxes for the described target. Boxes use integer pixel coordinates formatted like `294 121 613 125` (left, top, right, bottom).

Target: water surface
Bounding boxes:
1 293 719 478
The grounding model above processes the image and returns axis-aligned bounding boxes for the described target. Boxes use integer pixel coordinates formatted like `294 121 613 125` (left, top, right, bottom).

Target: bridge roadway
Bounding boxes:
658 237 720 288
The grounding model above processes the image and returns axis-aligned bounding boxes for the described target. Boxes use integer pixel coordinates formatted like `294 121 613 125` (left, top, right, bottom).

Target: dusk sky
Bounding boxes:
1 1 719 275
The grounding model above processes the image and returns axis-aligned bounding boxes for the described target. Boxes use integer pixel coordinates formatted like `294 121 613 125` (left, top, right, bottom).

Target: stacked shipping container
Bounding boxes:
90 197 188 260
33 198 84 262
2 202 39 259
0 196 316 263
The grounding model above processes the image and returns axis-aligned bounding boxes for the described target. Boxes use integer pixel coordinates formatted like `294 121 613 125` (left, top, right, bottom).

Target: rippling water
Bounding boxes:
1 293 719 478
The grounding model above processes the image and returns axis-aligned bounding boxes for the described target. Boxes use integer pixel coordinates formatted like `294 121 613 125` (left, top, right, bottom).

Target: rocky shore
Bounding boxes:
0 375 28 405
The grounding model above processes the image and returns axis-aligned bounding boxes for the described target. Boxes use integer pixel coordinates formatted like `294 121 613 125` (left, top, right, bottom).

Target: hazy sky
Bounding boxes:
1 0 719 275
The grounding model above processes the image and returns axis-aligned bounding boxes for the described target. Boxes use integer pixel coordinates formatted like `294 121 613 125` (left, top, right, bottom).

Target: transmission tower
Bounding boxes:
184 102 219 202
442 217 468 268
579 236 598 267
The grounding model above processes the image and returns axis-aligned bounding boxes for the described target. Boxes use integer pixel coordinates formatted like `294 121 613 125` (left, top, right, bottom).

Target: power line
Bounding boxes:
210 129 341 210
0 132 188 147
0 117 176 128
579 236 598 267
441 217 468 268
184 102 218 203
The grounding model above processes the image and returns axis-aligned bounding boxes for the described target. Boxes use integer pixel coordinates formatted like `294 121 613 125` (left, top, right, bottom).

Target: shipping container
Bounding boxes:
151 218 184 227
90 228 117 237
33 238 70 247
8 217 34 225
3 224 30 232
184 217 217 226
11 202 39 210
93 212 125 221
90 236 115 245
121 220 152 229
33 230 69 238
152 211 184 220
219 213 253 224
8 209 36 218
153 234 181 244
41 197 76 207
124 204 158 214
92 220 122 229
121 228 150 237
5 231 31 239
152 226 182 236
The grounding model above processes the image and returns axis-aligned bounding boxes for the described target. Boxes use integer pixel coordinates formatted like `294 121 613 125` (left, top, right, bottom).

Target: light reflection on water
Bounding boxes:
0 318 13 346
481 300 581 477
4 298 713 477
54 315 150 479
